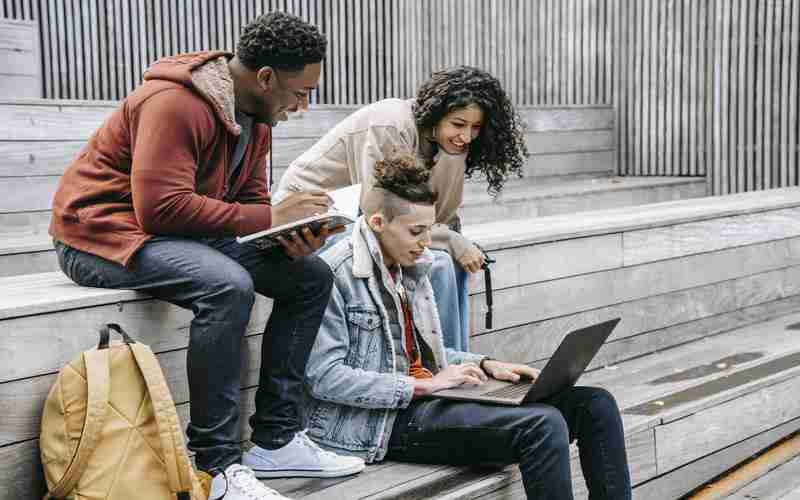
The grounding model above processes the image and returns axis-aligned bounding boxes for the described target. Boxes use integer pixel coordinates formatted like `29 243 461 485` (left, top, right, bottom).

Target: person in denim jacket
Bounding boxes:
304 156 633 500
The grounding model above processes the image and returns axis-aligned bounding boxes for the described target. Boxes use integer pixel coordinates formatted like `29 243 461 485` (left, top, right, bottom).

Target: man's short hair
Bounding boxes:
237 12 327 72
361 154 438 221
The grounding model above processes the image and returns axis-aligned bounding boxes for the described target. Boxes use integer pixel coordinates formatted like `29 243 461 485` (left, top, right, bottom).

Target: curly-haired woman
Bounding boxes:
275 66 528 352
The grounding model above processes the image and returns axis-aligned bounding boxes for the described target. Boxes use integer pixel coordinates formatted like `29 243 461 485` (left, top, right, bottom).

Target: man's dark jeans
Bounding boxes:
387 386 632 500
54 236 333 472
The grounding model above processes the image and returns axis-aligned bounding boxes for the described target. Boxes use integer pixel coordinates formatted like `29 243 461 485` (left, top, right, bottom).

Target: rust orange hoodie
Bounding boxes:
49 51 273 267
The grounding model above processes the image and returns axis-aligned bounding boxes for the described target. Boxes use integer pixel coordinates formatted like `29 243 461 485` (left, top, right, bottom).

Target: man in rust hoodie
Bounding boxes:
49 12 363 500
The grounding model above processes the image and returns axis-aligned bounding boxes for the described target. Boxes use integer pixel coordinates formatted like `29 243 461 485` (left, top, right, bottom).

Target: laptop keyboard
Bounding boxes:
483 382 534 399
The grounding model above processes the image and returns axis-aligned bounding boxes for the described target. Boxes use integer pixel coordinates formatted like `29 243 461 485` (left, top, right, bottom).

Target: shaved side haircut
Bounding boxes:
361 155 437 220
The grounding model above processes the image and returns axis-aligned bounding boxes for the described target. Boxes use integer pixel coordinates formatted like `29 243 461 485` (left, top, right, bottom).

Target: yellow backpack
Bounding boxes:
40 324 211 500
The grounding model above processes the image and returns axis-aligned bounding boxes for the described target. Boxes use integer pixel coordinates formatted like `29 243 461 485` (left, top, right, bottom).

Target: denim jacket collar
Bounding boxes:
352 216 434 289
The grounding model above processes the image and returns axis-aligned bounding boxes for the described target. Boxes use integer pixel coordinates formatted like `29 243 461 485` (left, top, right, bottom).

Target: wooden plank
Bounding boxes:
519 107 614 131
0 103 355 141
468 237 800 335
85 0 99 100
0 101 610 140
0 211 51 238
0 286 272 381
0 104 115 141
0 47 38 76
0 440 45 500
0 142 86 177
470 233 622 294
788 0 800 187
779 0 793 187
734 0 746 193
0 176 59 213
656 375 800 473
0 250 58 277
753 0 767 191
633 417 800 500
622 206 800 265
770 0 784 189
584 312 800 427
471 267 800 366
0 18 35 50
679 0 690 175
465 187 800 252
461 178 706 223
39 0 54 99
659 0 670 176
0 74 40 98
764 0 777 190
693 0 705 177
525 150 616 177
729 454 800 499
526 130 614 154
0 137 312 178
590 293 800 372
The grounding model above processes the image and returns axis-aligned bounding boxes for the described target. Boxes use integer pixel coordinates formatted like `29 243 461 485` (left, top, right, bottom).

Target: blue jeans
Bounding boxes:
54 237 333 473
388 386 632 500
429 249 470 352
318 226 471 351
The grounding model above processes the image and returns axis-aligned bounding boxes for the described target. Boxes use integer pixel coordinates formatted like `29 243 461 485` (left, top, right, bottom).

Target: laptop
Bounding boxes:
433 318 621 406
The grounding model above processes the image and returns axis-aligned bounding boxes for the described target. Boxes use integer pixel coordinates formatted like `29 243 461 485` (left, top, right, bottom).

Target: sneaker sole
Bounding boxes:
249 463 365 479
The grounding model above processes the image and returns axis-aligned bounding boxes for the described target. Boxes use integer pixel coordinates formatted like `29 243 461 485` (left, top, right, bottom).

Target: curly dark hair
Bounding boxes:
413 66 528 195
237 12 327 72
374 154 437 205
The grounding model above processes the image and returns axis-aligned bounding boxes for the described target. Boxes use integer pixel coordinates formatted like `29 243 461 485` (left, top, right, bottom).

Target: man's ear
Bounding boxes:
367 212 386 233
256 66 275 92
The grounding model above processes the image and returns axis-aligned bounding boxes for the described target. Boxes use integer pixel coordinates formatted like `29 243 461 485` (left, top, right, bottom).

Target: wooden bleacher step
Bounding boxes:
0 173 707 278
723 453 800 499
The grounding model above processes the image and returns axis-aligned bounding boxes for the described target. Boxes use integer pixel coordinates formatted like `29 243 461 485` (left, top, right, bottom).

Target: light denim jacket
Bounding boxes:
304 218 485 462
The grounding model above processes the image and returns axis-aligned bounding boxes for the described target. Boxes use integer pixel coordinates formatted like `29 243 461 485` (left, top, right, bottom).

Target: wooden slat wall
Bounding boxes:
2 1 799 194
0 0 618 105
0 19 40 98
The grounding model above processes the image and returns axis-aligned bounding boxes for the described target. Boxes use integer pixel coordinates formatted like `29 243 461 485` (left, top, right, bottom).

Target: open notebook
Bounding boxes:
237 184 361 250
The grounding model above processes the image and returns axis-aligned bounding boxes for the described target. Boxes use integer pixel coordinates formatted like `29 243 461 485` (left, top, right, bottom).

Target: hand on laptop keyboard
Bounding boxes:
481 360 540 383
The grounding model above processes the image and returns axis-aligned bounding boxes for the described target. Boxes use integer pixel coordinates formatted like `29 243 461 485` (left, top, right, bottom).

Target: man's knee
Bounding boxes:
293 256 334 297
205 266 256 313
524 406 570 451
584 386 622 421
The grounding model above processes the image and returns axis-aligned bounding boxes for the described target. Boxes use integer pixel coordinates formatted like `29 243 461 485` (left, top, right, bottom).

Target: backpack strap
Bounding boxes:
46 348 110 499
129 341 195 498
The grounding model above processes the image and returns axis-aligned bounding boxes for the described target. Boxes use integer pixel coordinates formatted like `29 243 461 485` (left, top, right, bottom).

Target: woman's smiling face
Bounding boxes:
432 103 484 155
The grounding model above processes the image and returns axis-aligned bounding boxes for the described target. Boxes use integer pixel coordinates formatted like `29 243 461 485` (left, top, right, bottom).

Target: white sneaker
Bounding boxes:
209 464 292 500
243 430 366 479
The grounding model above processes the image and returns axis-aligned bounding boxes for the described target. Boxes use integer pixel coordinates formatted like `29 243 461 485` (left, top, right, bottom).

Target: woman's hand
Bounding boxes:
413 364 488 397
481 360 540 383
457 244 486 273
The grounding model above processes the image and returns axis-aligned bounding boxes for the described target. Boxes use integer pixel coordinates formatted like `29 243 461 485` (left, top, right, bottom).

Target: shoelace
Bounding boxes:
227 465 285 500
296 430 338 460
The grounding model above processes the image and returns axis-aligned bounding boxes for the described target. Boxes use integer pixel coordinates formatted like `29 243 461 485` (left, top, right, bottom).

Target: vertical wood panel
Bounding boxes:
789 0 800 187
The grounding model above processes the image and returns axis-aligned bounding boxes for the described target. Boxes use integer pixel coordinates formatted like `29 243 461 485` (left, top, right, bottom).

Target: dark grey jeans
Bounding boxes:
387 386 632 500
54 236 333 472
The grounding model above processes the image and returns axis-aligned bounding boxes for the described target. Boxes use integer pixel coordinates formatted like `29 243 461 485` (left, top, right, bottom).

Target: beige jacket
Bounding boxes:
275 98 472 258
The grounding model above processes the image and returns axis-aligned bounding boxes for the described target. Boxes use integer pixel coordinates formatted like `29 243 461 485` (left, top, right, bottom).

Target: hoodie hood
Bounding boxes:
143 51 241 135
